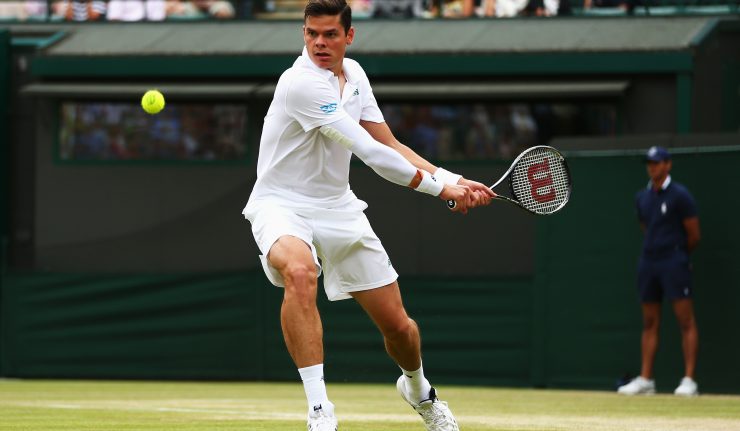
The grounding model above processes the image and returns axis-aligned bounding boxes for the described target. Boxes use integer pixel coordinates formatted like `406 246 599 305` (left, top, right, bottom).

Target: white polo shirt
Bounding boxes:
244 47 385 211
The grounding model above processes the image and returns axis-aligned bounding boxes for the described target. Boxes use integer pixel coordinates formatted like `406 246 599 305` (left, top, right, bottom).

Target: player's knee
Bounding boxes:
282 263 317 302
282 262 316 285
383 316 416 341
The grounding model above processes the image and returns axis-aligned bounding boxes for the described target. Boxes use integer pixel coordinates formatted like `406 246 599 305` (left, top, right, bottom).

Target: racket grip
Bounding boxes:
446 200 456 209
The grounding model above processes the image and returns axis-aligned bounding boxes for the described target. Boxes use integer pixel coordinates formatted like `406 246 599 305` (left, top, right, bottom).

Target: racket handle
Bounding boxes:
446 200 456 209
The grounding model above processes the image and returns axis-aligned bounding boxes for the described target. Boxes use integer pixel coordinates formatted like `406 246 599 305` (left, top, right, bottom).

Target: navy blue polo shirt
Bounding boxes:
635 176 697 260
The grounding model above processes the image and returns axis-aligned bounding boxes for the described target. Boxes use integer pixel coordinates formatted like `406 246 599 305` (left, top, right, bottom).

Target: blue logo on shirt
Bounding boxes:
319 103 338 114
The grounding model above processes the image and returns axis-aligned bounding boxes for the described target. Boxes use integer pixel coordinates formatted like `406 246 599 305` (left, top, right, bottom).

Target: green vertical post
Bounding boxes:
676 73 693 134
530 218 549 387
0 30 10 377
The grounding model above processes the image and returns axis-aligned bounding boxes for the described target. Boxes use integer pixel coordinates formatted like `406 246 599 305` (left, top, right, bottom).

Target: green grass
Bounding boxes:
1 380 739 430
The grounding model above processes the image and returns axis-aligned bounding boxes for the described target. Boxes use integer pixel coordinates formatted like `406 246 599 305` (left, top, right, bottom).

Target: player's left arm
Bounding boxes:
683 217 701 253
360 120 494 206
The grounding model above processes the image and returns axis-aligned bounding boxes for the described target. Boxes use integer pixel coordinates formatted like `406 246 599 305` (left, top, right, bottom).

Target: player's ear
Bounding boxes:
346 26 355 45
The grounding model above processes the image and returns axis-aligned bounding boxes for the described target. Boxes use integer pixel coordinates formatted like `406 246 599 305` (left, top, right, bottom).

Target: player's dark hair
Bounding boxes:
304 0 352 34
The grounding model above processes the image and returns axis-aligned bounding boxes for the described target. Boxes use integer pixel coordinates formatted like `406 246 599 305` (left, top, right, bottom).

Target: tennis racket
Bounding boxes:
447 145 571 215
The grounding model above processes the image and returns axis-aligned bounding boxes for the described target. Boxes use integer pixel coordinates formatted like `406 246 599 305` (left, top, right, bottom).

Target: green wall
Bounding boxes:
0 30 10 377
1 152 739 393
535 152 740 393
0 272 532 386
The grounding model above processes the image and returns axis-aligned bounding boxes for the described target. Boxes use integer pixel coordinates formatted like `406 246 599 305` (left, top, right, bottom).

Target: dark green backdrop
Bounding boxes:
1 152 739 393
534 152 740 393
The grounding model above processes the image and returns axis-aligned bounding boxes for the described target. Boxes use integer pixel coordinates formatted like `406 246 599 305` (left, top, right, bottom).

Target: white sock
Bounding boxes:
298 364 332 415
400 361 432 404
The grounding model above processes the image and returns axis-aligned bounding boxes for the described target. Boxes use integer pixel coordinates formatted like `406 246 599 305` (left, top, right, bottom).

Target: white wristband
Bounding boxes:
414 170 444 196
433 167 462 185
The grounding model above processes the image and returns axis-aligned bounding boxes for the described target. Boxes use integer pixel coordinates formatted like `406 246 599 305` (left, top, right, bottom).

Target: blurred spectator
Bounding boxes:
234 0 255 18
371 0 424 18
476 0 496 16
410 106 439 159
59 102 246 161
107 0 167 21
25 0 48 17
523 0 571 15
427 0 475 17
510 104 538 150
167 0 236 19
464 105 496 159
492 106 515 158
376 102 616 161
0 1 46 21
488 0 528 16
349 0 375 18
0 1 48 20
0 2 26 20
583 0 630 11
53 0 107 21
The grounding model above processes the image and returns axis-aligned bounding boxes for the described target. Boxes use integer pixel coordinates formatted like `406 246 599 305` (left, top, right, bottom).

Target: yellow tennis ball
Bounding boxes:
141 90 165 114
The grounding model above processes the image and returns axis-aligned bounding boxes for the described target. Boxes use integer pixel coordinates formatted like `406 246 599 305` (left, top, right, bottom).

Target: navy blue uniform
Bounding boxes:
635 176 698 302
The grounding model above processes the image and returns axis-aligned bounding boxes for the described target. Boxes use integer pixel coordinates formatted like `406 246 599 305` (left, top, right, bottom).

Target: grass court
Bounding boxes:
2 379 740 430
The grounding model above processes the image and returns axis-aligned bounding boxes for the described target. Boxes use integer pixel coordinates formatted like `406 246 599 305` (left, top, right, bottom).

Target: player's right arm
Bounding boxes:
360 119 494 209
284 74 472 212
320 117 474 213
319 117 474 214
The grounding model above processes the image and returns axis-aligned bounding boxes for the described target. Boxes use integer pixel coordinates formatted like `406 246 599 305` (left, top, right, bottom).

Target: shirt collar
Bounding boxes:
298 46 336 79
298 46 356 84
646 175 672 191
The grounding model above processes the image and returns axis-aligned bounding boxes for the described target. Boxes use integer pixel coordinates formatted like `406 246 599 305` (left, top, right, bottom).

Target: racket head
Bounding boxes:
507 146 571 215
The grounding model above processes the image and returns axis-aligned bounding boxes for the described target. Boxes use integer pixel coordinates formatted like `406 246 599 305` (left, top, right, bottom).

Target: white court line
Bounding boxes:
7 400 740 431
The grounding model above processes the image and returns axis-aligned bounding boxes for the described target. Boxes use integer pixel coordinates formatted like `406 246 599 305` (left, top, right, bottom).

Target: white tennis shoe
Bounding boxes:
674 377 699 397
396 376 459 431
307 403 338 431
617 376 656 395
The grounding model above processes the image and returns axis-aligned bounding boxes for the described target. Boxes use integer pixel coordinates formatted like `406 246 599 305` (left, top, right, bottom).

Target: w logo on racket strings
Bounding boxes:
527 158 557 203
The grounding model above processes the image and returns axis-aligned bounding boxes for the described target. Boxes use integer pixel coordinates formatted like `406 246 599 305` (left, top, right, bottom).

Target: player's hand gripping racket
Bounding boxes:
447 145 571 215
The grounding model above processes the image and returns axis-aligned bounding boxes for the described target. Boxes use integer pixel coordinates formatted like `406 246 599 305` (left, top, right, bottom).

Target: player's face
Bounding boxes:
303 15 354 74
646 160 671 181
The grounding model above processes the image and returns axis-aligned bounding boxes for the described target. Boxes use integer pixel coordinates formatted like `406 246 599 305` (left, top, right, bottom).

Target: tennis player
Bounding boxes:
242 0 494 429
618 146 701 396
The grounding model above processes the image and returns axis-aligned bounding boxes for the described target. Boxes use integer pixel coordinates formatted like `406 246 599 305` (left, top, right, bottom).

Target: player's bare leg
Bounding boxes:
352 283 459 431
672 299 698 379
269 235 336 429
351 282 421 370
640 302 661 379
269 235 323 368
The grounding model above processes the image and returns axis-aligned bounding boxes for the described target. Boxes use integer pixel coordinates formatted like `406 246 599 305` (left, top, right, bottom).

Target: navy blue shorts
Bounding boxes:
637 258 692 303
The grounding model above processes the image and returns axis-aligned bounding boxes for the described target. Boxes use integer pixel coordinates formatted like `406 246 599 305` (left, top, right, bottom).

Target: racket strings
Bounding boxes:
511 148 570 215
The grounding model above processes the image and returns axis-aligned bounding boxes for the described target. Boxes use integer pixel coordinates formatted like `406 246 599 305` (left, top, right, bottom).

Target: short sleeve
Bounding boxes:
285 73 349 132
351 66 384 123
360 82 385 123
676 189 698 219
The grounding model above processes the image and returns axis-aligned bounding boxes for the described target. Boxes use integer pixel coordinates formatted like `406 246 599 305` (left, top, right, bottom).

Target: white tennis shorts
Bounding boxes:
243 199 398 301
